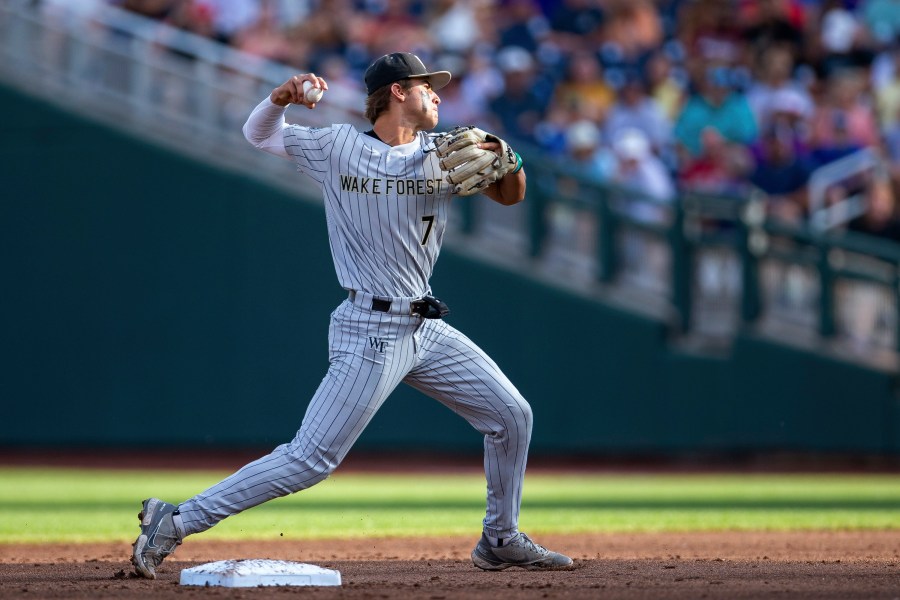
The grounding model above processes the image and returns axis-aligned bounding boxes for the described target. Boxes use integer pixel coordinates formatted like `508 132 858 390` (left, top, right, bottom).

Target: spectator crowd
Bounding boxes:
93 0 900 239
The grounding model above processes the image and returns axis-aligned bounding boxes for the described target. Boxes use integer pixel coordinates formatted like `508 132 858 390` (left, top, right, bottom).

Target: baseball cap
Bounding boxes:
364 52 452 95
613 128 650 160
566 120 601 151
496 46 533 73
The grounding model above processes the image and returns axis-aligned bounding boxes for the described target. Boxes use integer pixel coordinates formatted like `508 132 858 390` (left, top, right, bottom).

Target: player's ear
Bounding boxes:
391 82 406 101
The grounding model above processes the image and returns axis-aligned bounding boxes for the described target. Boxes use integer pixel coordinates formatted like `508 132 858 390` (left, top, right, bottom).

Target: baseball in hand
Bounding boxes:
303 80 324 104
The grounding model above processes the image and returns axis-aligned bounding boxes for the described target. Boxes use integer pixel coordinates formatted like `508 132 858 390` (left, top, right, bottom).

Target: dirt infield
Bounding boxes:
2 530 899 599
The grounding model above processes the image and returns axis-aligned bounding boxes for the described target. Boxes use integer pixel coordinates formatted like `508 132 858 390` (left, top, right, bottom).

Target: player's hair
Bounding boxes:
365 79 413 124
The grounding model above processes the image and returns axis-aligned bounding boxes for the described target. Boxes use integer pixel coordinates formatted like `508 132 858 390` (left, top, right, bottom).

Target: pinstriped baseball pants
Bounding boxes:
177 299 533 539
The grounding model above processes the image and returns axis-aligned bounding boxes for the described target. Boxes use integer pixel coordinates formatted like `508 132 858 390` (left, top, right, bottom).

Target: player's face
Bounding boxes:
411 81 440 129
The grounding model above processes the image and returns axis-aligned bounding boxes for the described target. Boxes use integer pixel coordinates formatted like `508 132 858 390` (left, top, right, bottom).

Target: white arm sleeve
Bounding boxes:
242 97 290 158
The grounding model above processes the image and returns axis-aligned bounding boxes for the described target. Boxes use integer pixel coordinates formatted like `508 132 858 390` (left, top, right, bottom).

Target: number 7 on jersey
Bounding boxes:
420 215 435 245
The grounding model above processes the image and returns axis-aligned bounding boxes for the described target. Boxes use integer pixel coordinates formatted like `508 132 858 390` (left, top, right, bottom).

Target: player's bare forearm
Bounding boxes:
271 74 328 108
472 139 524 205
483 168 526 206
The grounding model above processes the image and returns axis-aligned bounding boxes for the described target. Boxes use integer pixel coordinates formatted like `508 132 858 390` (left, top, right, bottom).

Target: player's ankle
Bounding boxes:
485 532 519 548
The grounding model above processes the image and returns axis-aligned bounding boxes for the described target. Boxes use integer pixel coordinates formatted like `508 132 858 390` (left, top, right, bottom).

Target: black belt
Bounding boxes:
371 296 450 319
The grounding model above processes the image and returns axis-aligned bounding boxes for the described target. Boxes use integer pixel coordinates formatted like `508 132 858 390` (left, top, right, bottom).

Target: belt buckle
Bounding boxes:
371 298 392 313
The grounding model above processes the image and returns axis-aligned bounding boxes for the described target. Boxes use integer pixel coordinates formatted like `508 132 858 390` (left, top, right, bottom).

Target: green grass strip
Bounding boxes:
1 468 899 543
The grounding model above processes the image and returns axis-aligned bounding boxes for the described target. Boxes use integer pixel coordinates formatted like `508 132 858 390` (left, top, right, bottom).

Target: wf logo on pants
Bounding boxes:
368 337 387 353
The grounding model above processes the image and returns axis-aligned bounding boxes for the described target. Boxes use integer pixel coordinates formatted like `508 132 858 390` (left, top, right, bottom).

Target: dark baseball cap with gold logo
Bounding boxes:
364 52 451 95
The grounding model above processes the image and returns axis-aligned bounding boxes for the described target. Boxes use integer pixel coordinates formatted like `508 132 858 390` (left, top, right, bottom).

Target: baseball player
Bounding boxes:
131 52 573 578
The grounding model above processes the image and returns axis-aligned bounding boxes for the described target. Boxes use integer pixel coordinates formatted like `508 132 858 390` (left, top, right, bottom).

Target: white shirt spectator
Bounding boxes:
202 0 261 40
429 1 481 53
604 96 672 153
747 86 814 131
611 128 675 223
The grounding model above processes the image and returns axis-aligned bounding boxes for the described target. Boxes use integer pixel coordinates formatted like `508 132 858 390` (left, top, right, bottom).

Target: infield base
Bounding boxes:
179 559 341 587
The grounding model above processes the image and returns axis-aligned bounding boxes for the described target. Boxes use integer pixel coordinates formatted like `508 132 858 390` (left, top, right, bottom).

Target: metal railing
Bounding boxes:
2 0 898 370
808 148 881 232
753 220 900 359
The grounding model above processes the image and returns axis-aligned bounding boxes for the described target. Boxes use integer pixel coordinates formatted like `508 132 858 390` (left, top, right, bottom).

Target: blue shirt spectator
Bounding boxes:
750 126 812 197
674 66 758 156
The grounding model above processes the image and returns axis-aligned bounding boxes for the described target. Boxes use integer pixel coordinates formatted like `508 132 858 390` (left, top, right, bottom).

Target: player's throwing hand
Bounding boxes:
271 74 328 109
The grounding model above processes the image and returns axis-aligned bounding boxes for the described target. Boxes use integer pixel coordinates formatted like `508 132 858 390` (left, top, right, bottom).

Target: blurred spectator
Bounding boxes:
765 88 814 153
644 49 685 122
315 54 366 111
202 0 261 46
610 127 675 209
883 106 900 179
838 171 900 349
550 49 616 123
873 46 900 129
562 119 617 181
608 128 673 290
746 45 814 133
847 177 900 241
488 45 552 142
604 72 672 156
269 0 311 29
297 6 354 72
599 0 664 70
497 0 551 53
435 57 491 129
860 0 900 48
739 0 806 62
547 118 613 264
673 64 758 158
230 1 296 65
119 0 179 20
547 0 606 54
678 127 754 195
460 49 506 114
750 123 814 222
676 0 744 65
813 0 874 76
839 176 900 350
534 103 576 155
165 0 217 38
356 0 433 58
426 0 482 54
808 68 880 166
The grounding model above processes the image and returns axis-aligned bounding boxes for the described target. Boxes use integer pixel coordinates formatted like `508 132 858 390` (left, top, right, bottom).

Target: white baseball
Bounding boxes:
303 80 323 104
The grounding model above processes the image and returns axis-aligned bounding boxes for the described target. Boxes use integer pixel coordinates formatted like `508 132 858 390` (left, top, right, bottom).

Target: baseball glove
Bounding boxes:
434 126 519 196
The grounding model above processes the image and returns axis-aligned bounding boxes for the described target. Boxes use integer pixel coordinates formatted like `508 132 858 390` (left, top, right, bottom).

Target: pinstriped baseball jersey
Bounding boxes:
173 86 533 549
283 124 449 298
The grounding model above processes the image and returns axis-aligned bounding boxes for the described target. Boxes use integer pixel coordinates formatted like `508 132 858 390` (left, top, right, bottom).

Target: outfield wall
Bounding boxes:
2 84 897 455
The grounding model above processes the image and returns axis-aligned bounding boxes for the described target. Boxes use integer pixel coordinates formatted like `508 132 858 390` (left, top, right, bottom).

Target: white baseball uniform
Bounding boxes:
175 97 532 541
